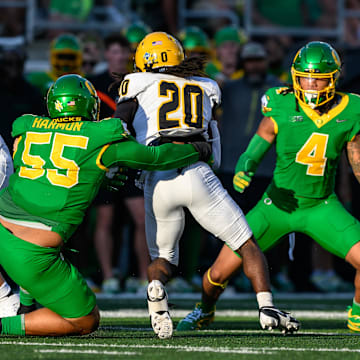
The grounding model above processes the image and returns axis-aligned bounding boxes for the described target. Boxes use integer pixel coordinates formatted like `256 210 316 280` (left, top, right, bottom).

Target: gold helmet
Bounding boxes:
134 32 184 72
50 34 82 78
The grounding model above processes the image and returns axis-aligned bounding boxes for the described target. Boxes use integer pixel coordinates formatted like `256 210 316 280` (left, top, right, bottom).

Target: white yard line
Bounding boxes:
1 341 360 354
96 292 354 300
100 309 348 319
37 349 138 356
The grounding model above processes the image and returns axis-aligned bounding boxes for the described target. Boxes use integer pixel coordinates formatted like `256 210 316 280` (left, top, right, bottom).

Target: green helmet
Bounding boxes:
125 23 151 51
50 34 83 77
214 25 247 47
291 41 341 108
47 74 100 121
178 26 210 55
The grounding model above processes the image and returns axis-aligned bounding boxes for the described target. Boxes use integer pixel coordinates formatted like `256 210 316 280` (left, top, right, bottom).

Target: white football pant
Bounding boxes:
144 162 252 266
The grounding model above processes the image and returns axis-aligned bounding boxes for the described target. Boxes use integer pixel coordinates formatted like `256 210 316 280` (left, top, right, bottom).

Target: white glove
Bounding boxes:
259 306 300 334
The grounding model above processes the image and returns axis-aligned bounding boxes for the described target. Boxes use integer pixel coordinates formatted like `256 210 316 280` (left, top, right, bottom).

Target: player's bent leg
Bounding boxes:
177 245 242 331
236 237 270 294
1 305 99 336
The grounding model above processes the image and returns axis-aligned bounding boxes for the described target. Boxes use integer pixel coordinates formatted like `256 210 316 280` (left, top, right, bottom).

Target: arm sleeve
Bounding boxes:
114 99 138 136
235 134 272 174
101 138 200 171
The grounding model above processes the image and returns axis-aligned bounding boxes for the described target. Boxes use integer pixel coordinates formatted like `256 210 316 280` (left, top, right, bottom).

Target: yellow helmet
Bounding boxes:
134 32 184 72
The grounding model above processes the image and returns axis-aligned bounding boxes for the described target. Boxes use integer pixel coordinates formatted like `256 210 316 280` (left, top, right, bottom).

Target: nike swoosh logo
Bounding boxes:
336 119 347 123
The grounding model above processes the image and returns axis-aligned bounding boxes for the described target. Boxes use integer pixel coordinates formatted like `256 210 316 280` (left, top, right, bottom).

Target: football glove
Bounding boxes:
191 141 212 163
102 166 128 192
259 306 300 334
233 171 254 193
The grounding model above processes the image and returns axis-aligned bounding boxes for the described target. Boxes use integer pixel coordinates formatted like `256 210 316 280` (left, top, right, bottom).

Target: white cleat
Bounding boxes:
147 280 173 339
259 306 300 334
150 311 173 339
0 293 20 317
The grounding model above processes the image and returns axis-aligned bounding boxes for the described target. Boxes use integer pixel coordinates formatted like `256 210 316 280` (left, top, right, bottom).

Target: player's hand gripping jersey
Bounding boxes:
261 87 360 198
118 72 221 146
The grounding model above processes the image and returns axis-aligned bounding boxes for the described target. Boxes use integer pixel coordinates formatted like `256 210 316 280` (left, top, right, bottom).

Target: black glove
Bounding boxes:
102 166 128 192
191 141 212 162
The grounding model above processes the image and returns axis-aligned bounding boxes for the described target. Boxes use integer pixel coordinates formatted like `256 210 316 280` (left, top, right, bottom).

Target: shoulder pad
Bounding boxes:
99 117 130 138
117 73 154 103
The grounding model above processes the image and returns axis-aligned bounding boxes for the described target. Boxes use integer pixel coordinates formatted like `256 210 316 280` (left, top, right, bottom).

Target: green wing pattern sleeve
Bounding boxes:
101 139 200 170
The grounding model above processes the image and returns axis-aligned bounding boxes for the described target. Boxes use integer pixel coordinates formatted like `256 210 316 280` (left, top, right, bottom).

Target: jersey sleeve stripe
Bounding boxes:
270 117 278 134
96 144 111 171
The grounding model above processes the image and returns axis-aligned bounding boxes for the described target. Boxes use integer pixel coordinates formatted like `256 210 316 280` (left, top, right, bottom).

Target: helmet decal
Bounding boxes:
55 100 63 112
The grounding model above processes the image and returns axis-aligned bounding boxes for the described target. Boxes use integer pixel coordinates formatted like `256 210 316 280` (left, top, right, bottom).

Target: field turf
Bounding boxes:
1 293 359 359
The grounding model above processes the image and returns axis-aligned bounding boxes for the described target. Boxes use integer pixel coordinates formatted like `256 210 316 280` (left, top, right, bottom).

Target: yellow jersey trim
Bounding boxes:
13 136 22 159
96 144 110 171
299 92 349 128
270 117 278 134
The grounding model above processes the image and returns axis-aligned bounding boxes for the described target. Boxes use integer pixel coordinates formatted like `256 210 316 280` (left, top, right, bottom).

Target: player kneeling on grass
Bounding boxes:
178 41 360 334
0 74 212 336
115 31 300 338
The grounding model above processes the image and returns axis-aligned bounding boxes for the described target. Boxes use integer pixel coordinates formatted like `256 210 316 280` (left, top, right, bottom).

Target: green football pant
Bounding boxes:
246 192 360 259
0 223 96 318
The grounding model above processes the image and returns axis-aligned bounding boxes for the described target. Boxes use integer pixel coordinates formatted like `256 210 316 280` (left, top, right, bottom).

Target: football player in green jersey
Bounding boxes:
0 74 212 337
177 41 360 333
26 33 83 97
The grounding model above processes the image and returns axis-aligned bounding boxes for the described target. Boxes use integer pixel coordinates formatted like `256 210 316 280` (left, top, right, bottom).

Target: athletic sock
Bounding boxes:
352 299 360 316
1 314 25 335
0 282 11 299
20 288 35 306
256 291 274 308
200 301 215 313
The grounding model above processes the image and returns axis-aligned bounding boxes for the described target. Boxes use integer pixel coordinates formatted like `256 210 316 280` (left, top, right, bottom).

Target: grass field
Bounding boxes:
1 293 360 360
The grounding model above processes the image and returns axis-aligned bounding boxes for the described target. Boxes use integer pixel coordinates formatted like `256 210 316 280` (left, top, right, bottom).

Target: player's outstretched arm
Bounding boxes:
348 134 360 184
101 138 212 171
233 116 275 193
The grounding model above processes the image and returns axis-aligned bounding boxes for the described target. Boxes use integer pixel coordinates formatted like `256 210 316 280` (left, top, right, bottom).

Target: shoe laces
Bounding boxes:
183 303 213 322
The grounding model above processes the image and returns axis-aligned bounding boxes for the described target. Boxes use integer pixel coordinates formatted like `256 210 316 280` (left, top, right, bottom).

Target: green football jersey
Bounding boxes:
261 87 360 198
7 115 126 236
0 114 201 241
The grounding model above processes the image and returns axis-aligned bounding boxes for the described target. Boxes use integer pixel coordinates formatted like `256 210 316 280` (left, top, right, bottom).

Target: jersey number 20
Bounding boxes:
158 81 204 129
295 132 328 176
19 132 88 188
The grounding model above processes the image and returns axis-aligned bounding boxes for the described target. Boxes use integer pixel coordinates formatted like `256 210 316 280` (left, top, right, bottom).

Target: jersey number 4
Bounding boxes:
295 132 328 176
19 132 88 188
158 81 204 129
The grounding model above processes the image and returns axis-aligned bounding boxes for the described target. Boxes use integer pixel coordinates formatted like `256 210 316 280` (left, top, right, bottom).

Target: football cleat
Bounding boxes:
176 302 215 331
347 307 360 332
150 311 173 339
259 306 300 334
147 280 173 339
0 292 20 318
